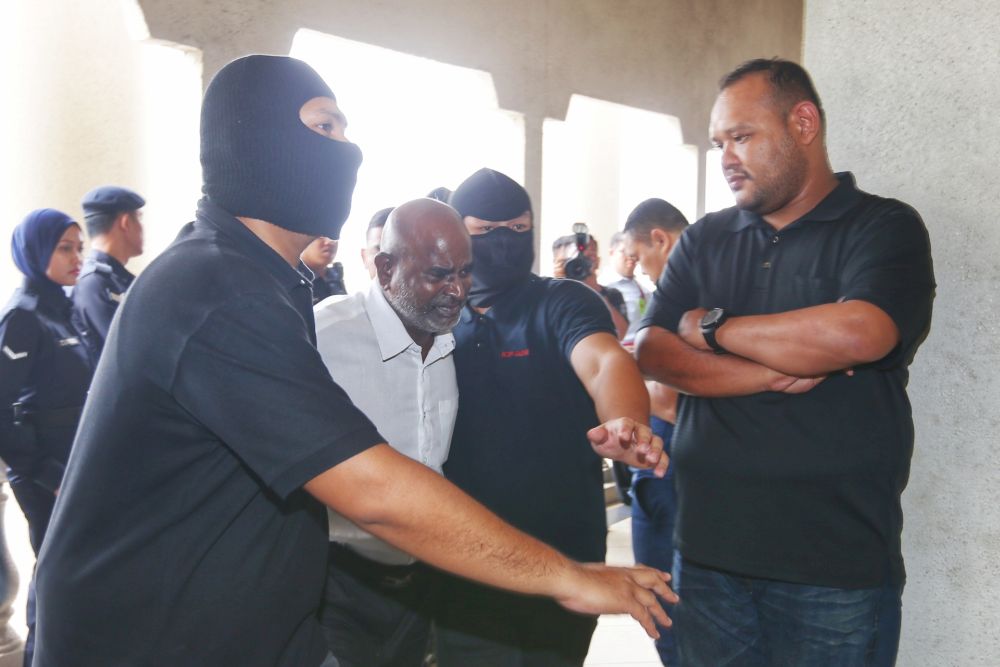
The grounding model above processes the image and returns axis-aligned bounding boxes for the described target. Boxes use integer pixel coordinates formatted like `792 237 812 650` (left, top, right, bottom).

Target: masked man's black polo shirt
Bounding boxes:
35 199 384 667
641 173 934 589
445 276 616 563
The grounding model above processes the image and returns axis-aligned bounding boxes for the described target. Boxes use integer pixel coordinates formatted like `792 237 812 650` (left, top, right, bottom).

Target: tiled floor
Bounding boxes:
584 517 664 666
1 491 661 666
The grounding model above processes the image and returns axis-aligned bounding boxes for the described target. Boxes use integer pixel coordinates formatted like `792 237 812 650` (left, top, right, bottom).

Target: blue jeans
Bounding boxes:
630 417 677 666
671 557 902 666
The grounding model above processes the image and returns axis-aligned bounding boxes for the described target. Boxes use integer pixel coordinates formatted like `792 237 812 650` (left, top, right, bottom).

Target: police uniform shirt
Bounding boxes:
444 275 616 563
72 249 135 356
0 282 93 491
34 198 385 667
641 172 935 589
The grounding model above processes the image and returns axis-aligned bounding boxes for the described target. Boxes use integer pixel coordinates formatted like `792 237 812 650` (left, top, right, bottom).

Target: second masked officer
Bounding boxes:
437 168 667 667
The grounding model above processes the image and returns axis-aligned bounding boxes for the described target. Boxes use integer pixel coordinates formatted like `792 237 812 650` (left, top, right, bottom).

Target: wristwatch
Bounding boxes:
700 308 729 354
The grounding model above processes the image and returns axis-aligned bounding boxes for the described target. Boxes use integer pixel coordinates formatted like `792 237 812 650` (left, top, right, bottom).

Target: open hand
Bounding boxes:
587 418 668 477
555 563 678 639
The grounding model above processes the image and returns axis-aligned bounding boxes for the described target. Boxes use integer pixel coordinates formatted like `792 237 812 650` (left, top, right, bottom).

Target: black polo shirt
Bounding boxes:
641 173 934 588
34 198 384 667
445 276 616 563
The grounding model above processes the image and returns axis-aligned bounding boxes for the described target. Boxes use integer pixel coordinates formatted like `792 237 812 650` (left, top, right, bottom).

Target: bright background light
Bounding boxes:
292 29 525 292
704 147 736 213
540 95 698 280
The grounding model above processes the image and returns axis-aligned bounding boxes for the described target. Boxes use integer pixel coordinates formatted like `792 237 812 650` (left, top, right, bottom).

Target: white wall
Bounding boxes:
0 0 201 297
805 3 1000 665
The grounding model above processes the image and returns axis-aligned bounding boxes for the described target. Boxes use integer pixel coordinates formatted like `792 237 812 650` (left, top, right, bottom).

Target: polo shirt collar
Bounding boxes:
726 172 864 232
196 197 313 291
364 282 456 363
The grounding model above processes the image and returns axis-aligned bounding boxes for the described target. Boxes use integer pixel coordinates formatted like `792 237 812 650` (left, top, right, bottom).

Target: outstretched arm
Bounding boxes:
306 444 677 637
570 331 667 475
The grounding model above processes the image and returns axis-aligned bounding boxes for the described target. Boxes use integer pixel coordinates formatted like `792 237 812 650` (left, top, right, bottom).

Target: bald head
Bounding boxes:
380 199 463 257
375 198 473 348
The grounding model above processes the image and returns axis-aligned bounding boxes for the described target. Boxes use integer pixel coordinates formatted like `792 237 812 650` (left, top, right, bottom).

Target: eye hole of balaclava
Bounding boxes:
200 55 362 238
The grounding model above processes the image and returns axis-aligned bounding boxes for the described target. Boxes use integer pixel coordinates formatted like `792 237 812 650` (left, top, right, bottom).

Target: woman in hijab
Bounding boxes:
0 208 94 665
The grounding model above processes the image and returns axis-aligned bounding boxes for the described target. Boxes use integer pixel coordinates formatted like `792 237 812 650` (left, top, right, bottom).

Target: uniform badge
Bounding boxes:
2 345 28 360
58 337 81 347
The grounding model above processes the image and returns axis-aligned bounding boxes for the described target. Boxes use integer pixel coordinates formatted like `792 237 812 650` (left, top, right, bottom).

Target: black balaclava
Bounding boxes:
450 168 534 308
200 55 362 238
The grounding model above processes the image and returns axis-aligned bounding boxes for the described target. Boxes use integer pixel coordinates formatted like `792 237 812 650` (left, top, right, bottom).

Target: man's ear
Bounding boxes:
789 100 822 146
373 252 394 289
116 211 132 234
649 228 668 249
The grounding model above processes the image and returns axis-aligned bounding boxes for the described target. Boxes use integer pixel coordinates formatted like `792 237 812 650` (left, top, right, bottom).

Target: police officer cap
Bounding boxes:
81 186 146 217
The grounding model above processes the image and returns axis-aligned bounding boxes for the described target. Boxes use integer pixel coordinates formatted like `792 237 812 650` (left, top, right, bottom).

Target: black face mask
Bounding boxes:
468 227 534 307
200 55 362 238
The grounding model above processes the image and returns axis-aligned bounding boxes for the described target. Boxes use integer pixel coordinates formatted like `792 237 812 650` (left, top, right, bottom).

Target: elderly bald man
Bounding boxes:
313 198 472 666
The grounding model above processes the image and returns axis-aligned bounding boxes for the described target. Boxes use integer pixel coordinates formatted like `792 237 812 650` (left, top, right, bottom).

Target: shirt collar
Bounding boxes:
364 282 456 363
196 197 314 292
89 250 135 281
726 172 865 232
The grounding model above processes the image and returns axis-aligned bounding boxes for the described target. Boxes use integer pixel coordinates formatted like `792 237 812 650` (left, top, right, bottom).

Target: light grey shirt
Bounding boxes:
314 283 458 564
602 273 648 344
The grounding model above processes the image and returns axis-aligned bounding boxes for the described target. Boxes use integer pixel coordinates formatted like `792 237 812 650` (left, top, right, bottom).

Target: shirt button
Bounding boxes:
771 235 780 244
761 261 772 269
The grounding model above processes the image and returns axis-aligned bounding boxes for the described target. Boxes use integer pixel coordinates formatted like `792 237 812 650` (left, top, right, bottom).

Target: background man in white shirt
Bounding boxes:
314 197 472 666
601 231 648 346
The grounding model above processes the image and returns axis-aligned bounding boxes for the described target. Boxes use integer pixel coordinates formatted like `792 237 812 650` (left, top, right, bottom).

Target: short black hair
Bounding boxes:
84 212 119 238
720 58 825 126
623 199 689 243
367 207 393 232
426 187 452 203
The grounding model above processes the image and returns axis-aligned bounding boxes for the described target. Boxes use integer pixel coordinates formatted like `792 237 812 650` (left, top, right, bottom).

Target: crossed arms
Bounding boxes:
635 300 900 398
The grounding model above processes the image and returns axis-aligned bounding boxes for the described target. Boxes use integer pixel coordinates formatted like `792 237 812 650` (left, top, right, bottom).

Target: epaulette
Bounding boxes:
80 260 113 279
1 289 38 324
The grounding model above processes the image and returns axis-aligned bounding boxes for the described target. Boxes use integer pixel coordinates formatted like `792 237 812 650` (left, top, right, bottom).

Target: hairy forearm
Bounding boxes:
636 326 783 398
306 444 576 598
716 301 899 376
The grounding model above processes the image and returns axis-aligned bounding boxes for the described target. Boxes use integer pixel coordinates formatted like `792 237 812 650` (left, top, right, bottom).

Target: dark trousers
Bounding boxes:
319 543 434 667
8 476 57 667
630 416 677 666
434 574 598 667
671 557 903 666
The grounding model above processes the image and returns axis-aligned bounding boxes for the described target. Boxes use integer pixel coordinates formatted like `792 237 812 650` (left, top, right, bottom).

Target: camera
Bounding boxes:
564 223 594 281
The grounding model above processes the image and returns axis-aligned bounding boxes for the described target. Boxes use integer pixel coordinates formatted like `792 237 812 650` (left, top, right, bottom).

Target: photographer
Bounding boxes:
552 229 629 340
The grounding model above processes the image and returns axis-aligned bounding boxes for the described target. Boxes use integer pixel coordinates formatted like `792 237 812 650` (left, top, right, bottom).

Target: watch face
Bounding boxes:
702 308 724 328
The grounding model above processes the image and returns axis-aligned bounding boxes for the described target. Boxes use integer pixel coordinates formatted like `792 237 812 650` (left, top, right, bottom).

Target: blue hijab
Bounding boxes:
11 208 77 285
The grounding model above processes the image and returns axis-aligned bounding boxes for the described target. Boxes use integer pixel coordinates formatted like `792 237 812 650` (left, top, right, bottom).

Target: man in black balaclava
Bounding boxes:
33 58 674 667
437 168 669 667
